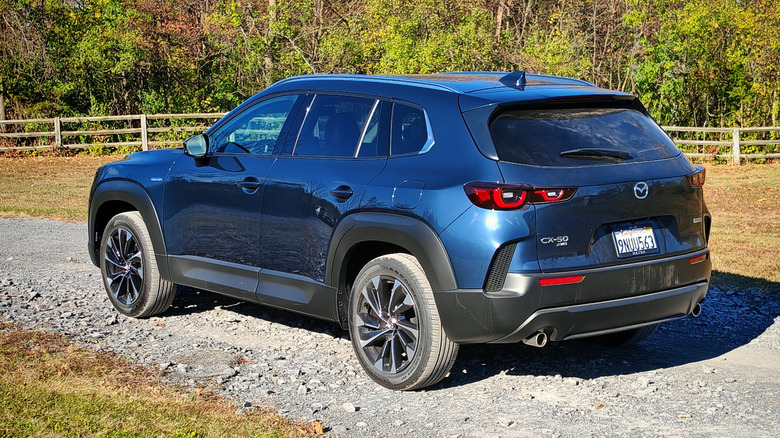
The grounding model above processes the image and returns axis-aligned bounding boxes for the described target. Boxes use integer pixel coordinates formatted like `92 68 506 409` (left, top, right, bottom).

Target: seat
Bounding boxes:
324 113 360 157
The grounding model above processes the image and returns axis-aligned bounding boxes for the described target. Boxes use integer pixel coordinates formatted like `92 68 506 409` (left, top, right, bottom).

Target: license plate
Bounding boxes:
612 226 659 258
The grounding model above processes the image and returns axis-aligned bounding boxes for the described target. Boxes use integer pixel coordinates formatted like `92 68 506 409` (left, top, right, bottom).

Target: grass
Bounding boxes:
700 162 780 291
0 321 317 437
0 154 123 222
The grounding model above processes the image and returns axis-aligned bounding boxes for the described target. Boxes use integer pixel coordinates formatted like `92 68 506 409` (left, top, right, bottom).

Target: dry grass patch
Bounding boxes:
702 163 780 291
0 321 317 437
0 155 123 222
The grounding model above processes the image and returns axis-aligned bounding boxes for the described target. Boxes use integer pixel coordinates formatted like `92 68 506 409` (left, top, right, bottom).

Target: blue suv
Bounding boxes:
88 72 711 390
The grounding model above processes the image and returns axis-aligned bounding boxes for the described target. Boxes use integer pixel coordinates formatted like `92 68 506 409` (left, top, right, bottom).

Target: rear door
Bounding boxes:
489 106 708 272
258 94 388 317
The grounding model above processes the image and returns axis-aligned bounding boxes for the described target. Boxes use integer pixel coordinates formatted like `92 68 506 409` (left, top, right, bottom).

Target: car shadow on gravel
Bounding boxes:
437 281 780 389
163 281 779 390
167 286 344 333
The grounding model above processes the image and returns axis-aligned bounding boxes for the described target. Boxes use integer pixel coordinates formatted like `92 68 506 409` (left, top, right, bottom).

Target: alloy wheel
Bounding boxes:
103 226 144 306
354 274 419 374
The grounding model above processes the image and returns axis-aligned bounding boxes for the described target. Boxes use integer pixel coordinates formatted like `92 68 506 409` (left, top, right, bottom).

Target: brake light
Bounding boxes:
464 183 576 210
539 275 584 286
464 183 530 210
532 188 576 203
688 166 706 187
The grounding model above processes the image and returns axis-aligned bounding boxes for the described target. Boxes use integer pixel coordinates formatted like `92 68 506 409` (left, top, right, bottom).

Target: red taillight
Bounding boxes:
538 275 585 286
532 188 576 203
464 183 576 210
464 183 530 210
688 166 706 187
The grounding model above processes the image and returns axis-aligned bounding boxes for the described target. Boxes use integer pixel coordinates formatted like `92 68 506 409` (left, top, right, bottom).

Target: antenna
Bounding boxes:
499 71 527 90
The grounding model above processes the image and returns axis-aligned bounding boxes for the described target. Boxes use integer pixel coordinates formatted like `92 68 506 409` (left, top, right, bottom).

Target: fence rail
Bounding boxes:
1 114 778 165
0 113 226 151
662 126 780 165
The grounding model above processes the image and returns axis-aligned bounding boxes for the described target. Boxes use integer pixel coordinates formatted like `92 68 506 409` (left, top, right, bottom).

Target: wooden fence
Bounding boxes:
1 114 779 165
664 126 780 165
0 113 226 151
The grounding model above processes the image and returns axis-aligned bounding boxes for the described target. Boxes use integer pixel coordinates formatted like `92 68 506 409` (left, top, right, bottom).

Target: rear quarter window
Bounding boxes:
490 107 680 166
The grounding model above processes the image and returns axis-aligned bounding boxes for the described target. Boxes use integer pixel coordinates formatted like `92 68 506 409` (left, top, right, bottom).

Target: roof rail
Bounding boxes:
499 71 527 90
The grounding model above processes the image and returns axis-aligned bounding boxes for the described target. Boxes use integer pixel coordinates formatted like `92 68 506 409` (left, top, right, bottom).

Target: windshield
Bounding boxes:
490 107 680 166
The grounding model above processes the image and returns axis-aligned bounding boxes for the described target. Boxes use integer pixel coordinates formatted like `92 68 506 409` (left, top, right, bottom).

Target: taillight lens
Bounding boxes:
688 166 706 187
464 182 530 210
532 188 577 203
464 183 576 210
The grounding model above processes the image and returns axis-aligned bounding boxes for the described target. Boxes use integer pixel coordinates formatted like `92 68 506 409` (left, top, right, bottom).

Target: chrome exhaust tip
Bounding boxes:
691 302 702 318
522 331 548 348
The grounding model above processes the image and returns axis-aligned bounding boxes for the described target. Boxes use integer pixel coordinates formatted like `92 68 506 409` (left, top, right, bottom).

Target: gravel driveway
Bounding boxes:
1 218 779 437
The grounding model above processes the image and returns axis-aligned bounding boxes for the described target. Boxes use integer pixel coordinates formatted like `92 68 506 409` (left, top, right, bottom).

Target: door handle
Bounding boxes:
237 178 261 192
329 185 354 200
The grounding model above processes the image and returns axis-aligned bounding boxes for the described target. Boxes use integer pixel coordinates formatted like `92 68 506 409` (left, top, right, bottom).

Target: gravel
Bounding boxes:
1 217 779 437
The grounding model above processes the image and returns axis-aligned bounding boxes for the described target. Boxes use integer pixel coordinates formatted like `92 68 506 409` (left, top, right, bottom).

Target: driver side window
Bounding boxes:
210 95 298 155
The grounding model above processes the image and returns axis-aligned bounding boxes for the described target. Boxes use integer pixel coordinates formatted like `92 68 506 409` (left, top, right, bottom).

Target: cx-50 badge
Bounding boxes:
634 182 649 199
541 235 569 247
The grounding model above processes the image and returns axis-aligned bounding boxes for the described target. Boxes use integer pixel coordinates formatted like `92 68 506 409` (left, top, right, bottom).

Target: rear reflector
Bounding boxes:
688 252 709 264
538 275 585 286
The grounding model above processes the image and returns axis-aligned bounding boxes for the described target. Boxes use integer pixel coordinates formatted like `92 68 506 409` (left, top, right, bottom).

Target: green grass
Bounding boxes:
0 322 317 437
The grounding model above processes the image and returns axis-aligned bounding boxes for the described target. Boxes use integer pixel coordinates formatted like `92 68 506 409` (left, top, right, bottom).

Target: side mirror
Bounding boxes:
183 134 209 157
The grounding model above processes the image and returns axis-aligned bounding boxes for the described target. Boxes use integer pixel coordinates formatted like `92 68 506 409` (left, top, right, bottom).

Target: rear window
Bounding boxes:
490 107 680 166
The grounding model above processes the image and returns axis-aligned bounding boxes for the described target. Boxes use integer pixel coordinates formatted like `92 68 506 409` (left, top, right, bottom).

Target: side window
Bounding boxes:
211 95 298 155
293 95 377 157
356 101 388 158
391 103 432 156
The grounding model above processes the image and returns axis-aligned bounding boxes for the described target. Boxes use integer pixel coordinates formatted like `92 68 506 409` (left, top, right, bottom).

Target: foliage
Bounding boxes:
0 0 778 130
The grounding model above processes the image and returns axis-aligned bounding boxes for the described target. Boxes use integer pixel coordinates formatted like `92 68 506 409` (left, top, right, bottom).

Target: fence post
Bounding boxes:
140 114 149 151
731 128 741 165
54 117 62 148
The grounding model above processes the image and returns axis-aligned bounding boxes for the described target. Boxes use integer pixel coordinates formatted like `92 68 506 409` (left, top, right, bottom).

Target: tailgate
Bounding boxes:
498 162 707 273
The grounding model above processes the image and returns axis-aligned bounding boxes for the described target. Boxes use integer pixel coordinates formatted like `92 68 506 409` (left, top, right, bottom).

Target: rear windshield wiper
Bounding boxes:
559 148 629 161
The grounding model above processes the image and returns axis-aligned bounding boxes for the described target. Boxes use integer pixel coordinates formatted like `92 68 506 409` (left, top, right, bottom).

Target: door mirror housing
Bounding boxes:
183 134 209 157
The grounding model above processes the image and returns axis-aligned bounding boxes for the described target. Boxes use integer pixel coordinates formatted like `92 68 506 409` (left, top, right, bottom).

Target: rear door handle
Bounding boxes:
237 177 261 192
329 185 354 200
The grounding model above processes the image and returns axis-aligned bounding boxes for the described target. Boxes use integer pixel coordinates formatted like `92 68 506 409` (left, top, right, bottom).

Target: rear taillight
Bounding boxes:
688 166 706 187
532 188 577 203
464 183 530 209
464 183 576 210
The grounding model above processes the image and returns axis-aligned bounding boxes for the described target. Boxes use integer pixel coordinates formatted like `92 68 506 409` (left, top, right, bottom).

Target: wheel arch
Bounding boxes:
88 180 167 276
326 212 458 329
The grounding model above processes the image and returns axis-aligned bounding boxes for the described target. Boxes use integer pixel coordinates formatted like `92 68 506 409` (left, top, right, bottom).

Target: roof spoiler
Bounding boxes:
499 71 527 90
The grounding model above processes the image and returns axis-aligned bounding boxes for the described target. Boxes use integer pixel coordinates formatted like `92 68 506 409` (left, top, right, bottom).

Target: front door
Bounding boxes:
163 94 301 299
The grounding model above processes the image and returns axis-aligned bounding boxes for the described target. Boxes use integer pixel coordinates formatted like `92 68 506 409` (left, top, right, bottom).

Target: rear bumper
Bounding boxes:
433 248 711 343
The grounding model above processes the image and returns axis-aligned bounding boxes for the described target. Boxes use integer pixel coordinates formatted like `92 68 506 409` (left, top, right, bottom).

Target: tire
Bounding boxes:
100 211 176 318
348 253 458 390
590 324 659 347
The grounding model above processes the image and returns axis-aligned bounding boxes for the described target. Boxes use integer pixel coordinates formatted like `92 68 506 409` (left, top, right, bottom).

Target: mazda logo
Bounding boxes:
634 182 649 199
